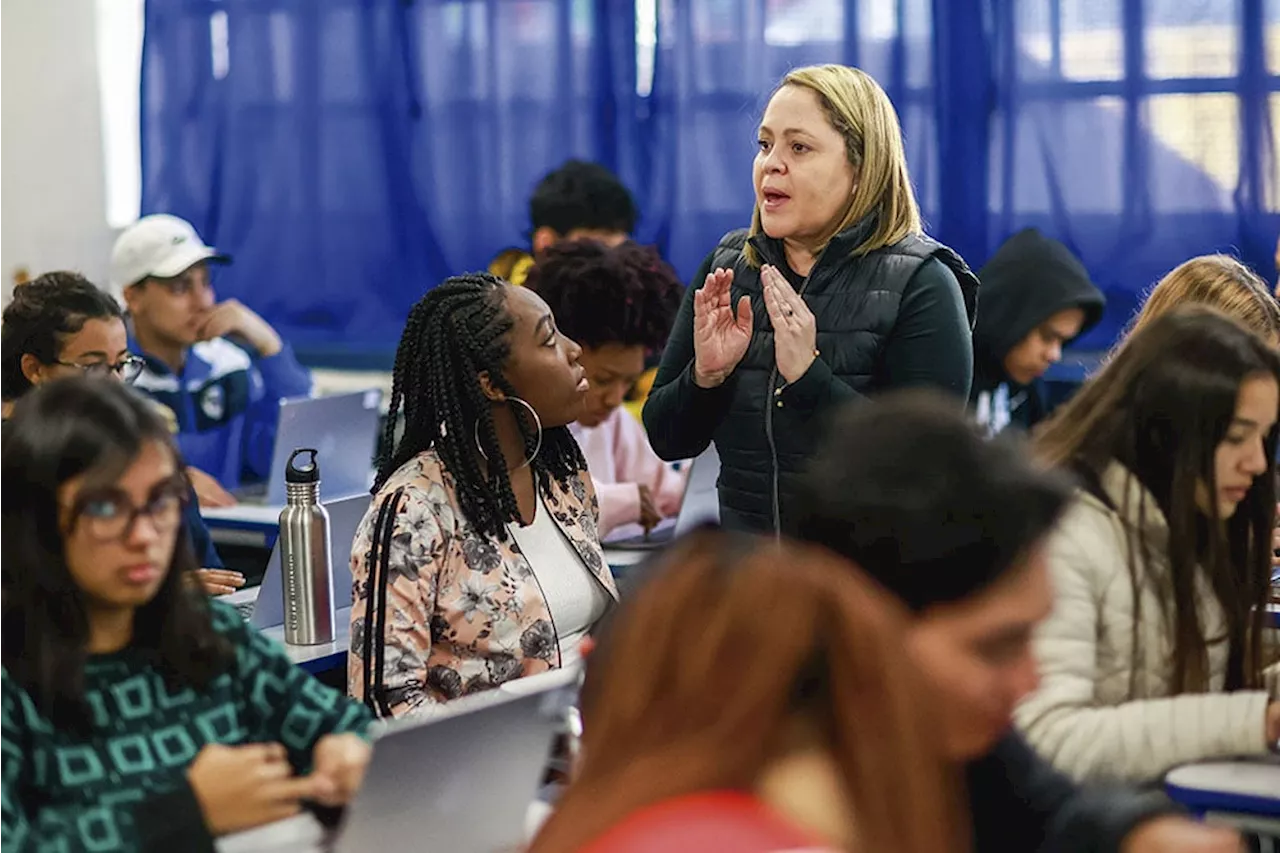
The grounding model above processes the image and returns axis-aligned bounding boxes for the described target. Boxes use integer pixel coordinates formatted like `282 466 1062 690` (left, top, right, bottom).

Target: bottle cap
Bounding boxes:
285 448 320 484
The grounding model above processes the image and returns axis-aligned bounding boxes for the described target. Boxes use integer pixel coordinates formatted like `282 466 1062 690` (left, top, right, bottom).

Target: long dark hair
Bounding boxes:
376 274 585 539
1037 306 1280 693
530 530 966 853
1 377 233 733
1 271 126 401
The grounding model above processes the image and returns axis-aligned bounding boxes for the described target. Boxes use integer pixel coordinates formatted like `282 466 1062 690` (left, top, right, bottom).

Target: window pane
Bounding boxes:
1146 93 1238 212
96 0 144 229
1019 0 1124 82
1266 93 1280 212
1145 0 1239 79
994 97 1126 214
1268 0 1280 75
765 0 842 45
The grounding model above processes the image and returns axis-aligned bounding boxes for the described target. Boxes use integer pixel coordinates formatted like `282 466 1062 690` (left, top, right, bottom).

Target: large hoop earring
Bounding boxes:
474 397 543 470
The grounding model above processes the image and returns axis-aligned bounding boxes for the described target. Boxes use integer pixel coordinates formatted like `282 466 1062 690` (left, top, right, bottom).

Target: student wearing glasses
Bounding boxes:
110 215 312 506
1 272 243 596
2 378 372 850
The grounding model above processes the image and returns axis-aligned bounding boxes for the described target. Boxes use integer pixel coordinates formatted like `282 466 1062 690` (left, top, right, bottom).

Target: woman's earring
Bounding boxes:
473 397 543 469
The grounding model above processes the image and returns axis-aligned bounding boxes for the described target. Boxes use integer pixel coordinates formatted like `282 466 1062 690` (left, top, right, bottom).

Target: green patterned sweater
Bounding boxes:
1 600 372 852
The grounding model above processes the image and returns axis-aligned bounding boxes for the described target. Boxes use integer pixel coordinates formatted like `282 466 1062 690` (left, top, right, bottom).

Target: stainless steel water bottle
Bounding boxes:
278 448 335 645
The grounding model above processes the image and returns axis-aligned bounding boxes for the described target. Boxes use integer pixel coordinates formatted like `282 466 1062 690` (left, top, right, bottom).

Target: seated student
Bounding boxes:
349 274 617 718
1122 253 1280 347
1022 307 1280 783
0 272 242 598
488 161 657 421
793 392 1242 852
110 214 312 500
1 377 372 850
969 228 1105 435
524 241 686 538
530 530 964 853
488 159 637 288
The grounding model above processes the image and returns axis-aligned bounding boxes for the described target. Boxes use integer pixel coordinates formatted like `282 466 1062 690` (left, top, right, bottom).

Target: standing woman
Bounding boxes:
1 272 243 597
349 275 617 718
643 65 978 533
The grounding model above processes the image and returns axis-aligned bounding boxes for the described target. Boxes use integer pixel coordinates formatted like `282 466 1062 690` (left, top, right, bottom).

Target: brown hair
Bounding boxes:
530 530 965 853
1125 254 1280 346
745 65 922 267
1036 307 1280 694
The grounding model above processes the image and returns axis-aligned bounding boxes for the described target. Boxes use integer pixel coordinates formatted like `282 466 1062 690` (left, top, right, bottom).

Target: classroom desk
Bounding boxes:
1165 758 1280 837
203 503 284 548
258 607 352 676
217 801 548 853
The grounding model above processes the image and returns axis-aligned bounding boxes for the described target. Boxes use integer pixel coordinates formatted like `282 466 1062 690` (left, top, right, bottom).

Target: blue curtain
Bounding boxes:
986 0 1280 349
641 0 939 279
142 0 1280 363
141 0 640 366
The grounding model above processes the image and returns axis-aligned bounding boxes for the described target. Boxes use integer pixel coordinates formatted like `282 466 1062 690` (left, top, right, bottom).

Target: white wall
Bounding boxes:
1 0 115 305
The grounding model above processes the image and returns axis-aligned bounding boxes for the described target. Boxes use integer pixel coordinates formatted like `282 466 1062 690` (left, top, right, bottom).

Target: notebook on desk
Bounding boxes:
232 390 382 506
603 444 721 551
221 493 370 627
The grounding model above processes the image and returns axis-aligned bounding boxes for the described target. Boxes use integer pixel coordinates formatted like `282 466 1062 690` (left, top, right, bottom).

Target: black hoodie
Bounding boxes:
970 229 1105 433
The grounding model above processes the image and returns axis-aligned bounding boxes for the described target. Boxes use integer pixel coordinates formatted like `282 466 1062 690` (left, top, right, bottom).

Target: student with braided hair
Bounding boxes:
348 273 617 717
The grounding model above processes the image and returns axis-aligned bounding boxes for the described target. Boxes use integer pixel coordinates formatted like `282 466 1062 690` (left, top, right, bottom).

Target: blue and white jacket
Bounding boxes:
131 337 313 489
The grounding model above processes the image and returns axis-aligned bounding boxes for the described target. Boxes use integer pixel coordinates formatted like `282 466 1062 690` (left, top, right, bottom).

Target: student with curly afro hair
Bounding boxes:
525 241 685 538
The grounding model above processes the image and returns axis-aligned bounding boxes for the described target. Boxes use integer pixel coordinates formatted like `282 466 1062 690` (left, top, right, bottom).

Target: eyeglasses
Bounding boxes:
55 355 145 384
65 476 188 542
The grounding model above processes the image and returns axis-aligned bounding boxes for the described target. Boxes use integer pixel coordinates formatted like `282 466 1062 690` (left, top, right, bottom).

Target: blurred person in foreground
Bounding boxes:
793 391 1244 853
530 529 965 853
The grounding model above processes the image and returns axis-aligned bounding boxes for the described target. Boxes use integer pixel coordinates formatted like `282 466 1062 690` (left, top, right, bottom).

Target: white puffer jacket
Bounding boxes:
1015 462 1275 783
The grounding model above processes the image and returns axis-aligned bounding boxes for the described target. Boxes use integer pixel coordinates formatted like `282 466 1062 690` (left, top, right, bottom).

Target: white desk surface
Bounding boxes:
602 547 651 568
1165 758 1280 801
216 801 548 853
260 607 352 666
203 504 286 526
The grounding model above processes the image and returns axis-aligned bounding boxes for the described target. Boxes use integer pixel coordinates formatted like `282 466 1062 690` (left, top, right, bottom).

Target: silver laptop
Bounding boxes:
214 667 580 853
234 390 382 505
223 493 370 627
333 666 581 852
602 444 721 550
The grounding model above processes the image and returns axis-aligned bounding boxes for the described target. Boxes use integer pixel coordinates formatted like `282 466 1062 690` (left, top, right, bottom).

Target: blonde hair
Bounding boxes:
746 64 922 266
1125 254 1280 345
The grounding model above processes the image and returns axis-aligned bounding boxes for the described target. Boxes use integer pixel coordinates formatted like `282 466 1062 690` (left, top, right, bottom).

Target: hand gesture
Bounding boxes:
189 569 246 596
637 484 662 533
308 733 372 807
692 268 752 388
197 299 282 357
187 742 328 835
761 265 817 384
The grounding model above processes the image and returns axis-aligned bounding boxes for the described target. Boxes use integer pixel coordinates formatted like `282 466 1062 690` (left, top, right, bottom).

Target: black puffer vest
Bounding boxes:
709 219 979 532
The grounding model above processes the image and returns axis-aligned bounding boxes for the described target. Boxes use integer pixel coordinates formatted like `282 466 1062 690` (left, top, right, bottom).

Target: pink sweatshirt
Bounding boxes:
569 408 689 538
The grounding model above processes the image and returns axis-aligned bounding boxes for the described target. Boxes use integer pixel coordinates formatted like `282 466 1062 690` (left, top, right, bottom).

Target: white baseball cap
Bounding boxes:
110 214 230 295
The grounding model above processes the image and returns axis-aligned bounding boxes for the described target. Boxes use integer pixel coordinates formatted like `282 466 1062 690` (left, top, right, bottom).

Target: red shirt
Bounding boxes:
580 790 835 853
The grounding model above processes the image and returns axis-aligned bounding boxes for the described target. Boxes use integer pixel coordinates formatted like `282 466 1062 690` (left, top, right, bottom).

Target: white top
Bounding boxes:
508 492 611 669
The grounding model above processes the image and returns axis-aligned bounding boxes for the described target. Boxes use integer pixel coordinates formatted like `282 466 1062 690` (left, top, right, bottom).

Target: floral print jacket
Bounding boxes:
347 449 618 717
